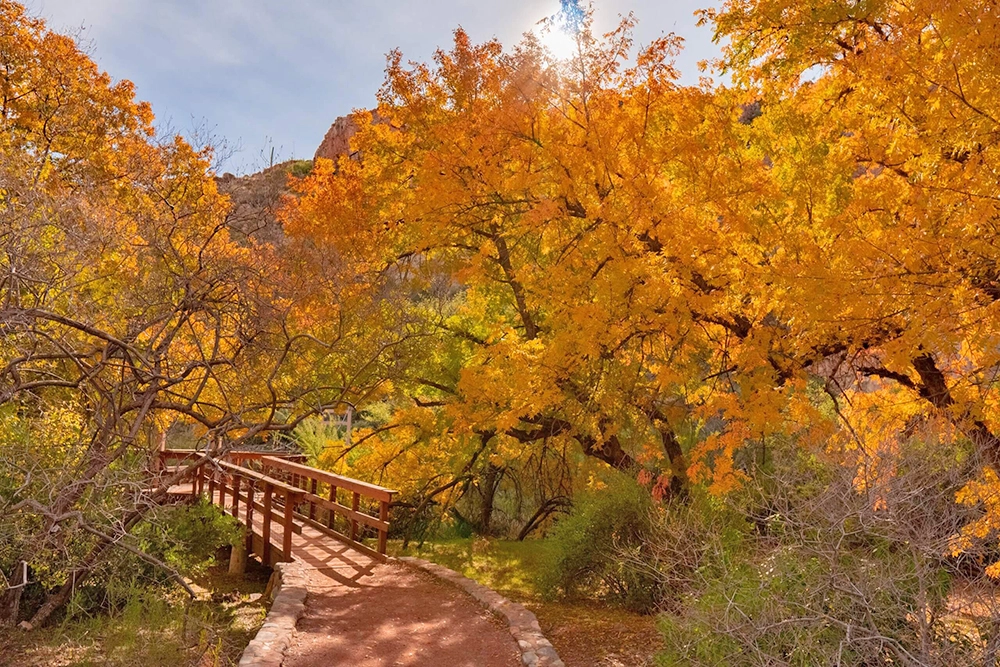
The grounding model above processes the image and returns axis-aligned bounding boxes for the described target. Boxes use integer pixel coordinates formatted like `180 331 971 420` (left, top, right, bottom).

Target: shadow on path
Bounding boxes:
282 563 520 667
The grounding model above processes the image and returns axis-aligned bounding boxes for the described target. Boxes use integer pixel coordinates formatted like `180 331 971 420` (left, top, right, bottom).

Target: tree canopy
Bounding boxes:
4 0 1000 640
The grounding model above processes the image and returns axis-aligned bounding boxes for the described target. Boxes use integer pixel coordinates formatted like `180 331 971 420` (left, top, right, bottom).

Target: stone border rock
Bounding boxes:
398 556 565 667
238 561 310 667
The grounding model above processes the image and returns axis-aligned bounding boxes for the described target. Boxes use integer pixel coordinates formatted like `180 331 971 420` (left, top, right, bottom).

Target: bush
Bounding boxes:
134 498 242 577
288 160 313 178
540 475 663 612
656 441 990 667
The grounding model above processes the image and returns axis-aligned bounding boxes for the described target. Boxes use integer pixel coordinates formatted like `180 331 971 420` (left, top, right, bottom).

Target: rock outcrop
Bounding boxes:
313 114 360 161
212 111 367 246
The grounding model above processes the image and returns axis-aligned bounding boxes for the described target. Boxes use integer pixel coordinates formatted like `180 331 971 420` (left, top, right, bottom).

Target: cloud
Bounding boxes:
27 0 720 173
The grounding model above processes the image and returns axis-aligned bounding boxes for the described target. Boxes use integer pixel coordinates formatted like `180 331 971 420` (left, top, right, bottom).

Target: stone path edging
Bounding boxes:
397 556 565 667
238 561 309 667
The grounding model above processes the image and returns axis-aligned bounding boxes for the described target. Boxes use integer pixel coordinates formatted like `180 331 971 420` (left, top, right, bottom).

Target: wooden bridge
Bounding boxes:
158 449 397 574
157 449 539 667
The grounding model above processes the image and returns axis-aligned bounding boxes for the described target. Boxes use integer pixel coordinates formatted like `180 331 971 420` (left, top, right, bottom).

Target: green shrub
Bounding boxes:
134 498 242 577
287 160 313 178
540 475 662 612
656 441 983 666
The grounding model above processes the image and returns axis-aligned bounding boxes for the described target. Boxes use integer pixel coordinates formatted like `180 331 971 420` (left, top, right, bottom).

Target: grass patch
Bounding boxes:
390 537 661 667
390 536 551 599
0 556 271 667
287 160 313 178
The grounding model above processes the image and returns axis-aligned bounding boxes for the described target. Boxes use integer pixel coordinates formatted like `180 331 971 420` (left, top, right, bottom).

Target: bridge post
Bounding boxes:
262 482 273 565
379 500 389 555
282 491 296 561
208 469 216 505
232 475 241 518
309 478 318 520
245 480 255 554
219 471 227 510
229 535 247 575
327 485 338 529
350 491 360 542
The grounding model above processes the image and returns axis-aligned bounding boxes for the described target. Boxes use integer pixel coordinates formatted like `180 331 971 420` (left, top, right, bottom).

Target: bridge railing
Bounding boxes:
155 448 307 473
156 448 396 561
198 460 305 564
257 456 396 558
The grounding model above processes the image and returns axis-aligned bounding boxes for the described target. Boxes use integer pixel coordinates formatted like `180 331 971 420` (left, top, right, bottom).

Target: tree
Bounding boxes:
285 0 1000 565
694 0 1000 560
0 1 406 626
281 16 777 522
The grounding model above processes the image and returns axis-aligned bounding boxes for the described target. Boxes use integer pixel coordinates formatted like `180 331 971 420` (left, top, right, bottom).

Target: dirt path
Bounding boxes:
282 562 521 667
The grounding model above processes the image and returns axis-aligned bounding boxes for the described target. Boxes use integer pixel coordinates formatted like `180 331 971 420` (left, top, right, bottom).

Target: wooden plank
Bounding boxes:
245 483 254 553
231 494 294 563
260 457 396 502
232 475 241 517
160 449 306 462
228 490 302 535
235 490 384 567
216 460 305 496
295 513 389 563
350 491 360 542
327 485 337 529
224 451 307 464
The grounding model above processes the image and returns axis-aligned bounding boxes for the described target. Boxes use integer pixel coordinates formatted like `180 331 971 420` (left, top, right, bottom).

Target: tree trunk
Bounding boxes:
24 570 82 630
228 539 247 575
660 426 689 495
577 433 638 471
0 561 27 627
478 464 502 535
911 353 1000 467
24 498 155 629
517 496 571 541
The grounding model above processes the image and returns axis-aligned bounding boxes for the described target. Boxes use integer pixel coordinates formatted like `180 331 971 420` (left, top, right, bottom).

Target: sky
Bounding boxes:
27 1 722 174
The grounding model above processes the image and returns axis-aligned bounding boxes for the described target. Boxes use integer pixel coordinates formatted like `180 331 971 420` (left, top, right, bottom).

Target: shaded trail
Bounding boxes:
282 563 521 667
169 459 521 665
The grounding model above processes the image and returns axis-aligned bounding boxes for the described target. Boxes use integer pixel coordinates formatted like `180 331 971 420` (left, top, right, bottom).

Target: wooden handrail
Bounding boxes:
298 489 388 531
260 456 396 502
260 456 396 558
215 460 304 497
157 449 306 469
203 462 305 563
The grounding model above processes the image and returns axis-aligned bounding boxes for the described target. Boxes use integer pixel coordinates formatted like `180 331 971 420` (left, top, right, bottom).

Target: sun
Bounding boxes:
539 25 578 60
536 0 584 61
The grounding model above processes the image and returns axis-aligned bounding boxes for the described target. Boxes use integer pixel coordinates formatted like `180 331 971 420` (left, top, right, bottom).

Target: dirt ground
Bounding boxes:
531 600 661 667
282 563 521 667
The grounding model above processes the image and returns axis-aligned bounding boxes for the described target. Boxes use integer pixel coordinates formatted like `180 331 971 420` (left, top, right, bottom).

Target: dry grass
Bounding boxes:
0 556 271 667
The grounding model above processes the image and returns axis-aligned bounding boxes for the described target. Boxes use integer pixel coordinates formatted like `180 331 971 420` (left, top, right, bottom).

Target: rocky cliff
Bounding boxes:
314 114 359 161
215 112 363 246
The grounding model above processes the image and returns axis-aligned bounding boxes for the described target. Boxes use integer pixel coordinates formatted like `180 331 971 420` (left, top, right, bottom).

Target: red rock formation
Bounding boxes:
313 114 359 161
